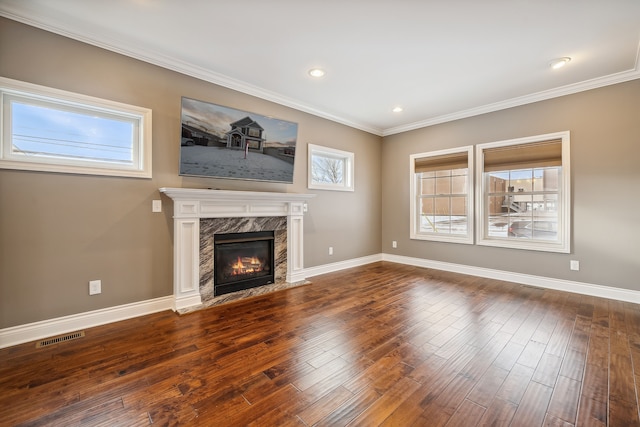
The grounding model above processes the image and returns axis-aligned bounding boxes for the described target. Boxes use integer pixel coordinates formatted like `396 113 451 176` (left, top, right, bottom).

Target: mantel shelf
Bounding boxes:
159 187 316 203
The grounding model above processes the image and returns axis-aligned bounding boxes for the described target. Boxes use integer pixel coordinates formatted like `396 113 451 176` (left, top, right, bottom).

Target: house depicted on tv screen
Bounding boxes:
226 116 266 153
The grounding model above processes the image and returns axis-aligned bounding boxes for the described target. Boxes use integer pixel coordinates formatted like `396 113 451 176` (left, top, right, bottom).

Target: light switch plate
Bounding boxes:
89 280 101 295
152 199 162 212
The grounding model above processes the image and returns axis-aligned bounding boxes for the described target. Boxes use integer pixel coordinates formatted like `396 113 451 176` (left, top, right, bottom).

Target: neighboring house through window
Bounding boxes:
476 131 570 253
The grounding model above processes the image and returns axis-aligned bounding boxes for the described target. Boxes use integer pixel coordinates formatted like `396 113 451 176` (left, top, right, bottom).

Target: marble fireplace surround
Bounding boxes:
159 188 315 312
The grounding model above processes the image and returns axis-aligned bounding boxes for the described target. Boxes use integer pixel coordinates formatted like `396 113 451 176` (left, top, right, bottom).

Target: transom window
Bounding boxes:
476 131 570 253
410 146 473 244
0 77 152 178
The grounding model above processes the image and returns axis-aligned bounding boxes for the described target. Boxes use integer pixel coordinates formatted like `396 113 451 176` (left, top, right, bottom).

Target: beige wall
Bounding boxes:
0 18 382 328
2 16 638 331
382 79 640 291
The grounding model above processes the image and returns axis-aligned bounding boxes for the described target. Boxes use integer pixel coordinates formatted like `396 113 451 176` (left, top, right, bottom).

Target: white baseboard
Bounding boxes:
0 296 173 349
174 294 203 311
382 253 640 304
4 254 637 350
304 254 383 278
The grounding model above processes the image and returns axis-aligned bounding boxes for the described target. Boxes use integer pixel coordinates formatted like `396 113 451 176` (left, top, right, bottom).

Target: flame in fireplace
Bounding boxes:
231 256 263 275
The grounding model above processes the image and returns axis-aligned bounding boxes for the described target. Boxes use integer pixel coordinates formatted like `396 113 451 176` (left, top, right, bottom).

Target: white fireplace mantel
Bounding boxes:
159 188 315 311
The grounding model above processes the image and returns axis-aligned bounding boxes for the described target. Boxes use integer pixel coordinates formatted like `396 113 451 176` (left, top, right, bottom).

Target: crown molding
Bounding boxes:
0 10 384 136
2 9 638 138
383 66 640 137
383 39 640 136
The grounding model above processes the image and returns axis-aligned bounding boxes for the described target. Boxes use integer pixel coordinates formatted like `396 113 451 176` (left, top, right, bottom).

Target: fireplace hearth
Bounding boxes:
214 231 275 296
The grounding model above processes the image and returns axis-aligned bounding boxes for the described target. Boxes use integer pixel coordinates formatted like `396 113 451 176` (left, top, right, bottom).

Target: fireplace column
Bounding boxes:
173 217 202 310
286 201 306 283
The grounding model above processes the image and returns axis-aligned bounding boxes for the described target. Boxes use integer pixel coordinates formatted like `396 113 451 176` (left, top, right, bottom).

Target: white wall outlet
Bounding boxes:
152 199 162 213
570 260 580 271
329 246 333 255
392 241 397 248
89 280 102 295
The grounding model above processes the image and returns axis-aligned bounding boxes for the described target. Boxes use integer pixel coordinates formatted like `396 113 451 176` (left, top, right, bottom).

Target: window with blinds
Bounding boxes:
476 132 570 253
410 146 474 244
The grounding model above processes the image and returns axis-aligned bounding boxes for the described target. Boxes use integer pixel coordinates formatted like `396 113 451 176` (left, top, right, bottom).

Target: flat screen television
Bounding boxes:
179 97 298 183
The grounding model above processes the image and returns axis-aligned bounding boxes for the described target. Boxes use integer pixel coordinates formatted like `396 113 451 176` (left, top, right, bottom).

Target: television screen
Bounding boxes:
179 97 298 183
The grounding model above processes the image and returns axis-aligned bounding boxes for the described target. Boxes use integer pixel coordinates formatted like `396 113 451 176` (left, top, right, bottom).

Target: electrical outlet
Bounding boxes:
152 199 162 213
392 241 397 248
570 260 580 271
89 280 101 295
329 246 333 255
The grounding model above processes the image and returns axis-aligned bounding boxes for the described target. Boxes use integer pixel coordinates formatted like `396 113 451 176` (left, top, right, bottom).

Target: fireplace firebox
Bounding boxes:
214 231 275 296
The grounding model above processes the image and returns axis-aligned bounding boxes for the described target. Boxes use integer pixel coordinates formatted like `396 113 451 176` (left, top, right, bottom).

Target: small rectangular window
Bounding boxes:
476 132 570 253
308 144 354 191
0 77 152 178
410 146 474 244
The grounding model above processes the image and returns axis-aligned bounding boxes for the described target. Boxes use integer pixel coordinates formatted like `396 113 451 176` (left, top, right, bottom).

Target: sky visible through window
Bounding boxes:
311 154 344 184
11 101 134 164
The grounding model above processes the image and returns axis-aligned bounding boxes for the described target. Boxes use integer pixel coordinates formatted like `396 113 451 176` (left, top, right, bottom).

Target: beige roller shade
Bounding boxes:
483 139 562 172
414 151 468 173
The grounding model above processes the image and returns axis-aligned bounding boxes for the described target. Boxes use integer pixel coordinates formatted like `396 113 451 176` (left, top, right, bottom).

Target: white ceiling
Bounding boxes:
1 0 639 136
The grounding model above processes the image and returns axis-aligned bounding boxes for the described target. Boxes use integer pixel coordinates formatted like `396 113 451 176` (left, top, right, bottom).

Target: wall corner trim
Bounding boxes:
381 253 640 304
0 296 173 349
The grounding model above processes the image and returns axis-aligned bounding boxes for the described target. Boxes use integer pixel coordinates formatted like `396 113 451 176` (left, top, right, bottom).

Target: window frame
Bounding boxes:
0 77 152 178
410 145 474 244
475 131 571 253
308 143 354 192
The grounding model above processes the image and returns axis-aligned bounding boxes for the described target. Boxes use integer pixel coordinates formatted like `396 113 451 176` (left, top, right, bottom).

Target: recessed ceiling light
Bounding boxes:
392 106 403 113
308 68 325 78
549 57 571 70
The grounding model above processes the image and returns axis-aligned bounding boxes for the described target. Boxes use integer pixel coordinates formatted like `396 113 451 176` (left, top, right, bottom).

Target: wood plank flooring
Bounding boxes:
1 262 640 426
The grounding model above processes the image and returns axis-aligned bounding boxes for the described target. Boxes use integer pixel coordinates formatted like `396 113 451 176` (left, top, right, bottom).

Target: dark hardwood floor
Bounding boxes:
2 262 640 426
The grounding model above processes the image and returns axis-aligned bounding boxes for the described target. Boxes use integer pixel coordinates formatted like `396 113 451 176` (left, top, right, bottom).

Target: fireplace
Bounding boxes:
214 231 275 296
158 187 315 311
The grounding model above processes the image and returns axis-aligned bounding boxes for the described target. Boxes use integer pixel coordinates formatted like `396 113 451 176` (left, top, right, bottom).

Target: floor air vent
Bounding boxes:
36 331 85 348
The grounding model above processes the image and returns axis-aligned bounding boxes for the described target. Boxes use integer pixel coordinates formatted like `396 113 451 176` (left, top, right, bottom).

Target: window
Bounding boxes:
0 77 152 178
476 131 570 253
410 146 474 244
308 144 354 191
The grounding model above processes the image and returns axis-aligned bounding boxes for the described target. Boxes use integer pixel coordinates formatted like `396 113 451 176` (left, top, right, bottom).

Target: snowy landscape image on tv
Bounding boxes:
180 97 298 183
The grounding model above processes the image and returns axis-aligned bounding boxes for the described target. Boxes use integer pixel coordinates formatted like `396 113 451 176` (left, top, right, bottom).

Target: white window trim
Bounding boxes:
475 131 571 253
410 145 474 244
308 143 354 192
0 77 152 178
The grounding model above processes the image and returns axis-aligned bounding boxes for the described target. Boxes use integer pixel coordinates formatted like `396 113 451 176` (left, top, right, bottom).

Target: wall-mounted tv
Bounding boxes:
179 97 298 183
